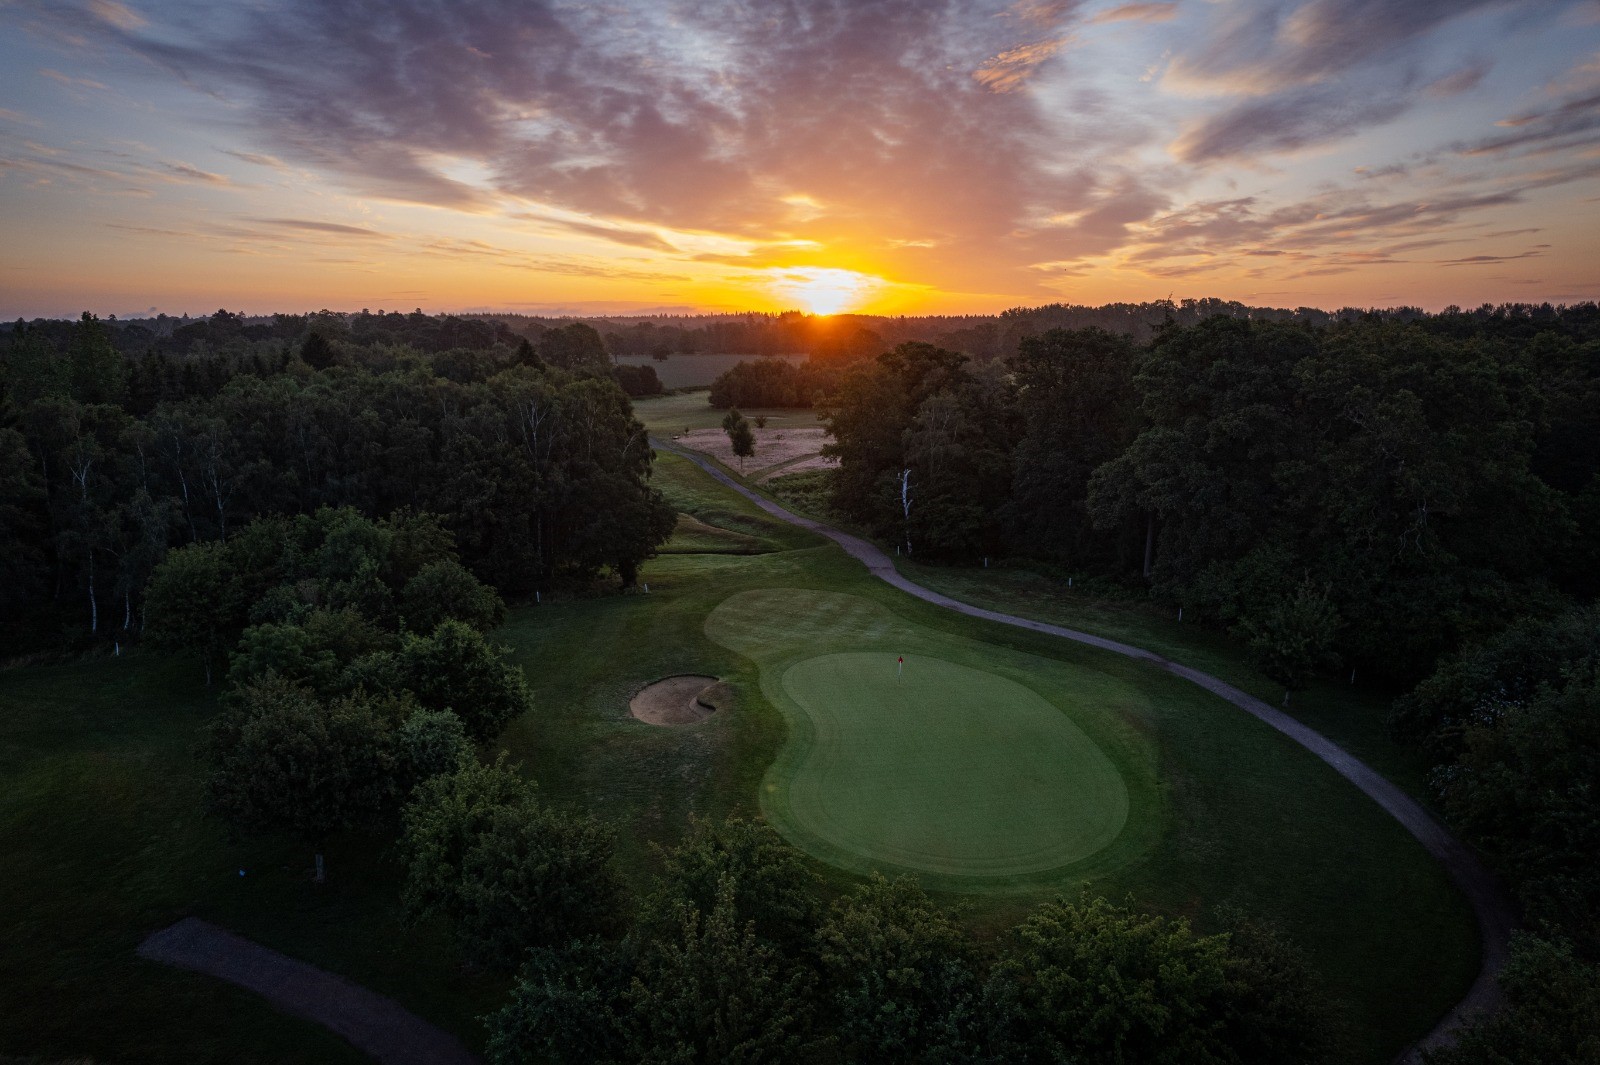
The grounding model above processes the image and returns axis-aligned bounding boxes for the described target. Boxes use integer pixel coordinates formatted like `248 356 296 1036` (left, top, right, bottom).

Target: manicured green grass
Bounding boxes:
0 450 1474 1065
706 591 1135 884
779 652 1127 878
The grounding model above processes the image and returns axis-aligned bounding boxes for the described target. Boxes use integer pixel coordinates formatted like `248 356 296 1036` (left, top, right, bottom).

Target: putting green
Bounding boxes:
705 588 1150 886
780 652 1128 877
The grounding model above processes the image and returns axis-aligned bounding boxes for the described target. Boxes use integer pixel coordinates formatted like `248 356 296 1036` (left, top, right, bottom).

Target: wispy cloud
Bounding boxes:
87 0 144 30
242 218 390 239
221 149 289 171
1089 3 1179 26
40 68 108 92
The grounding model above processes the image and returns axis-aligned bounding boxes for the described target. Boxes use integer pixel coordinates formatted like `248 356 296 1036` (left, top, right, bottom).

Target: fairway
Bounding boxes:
780 652 1128 877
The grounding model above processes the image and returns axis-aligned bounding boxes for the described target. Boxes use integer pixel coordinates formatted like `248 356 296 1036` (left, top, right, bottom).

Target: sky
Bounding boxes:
0 0 1597 318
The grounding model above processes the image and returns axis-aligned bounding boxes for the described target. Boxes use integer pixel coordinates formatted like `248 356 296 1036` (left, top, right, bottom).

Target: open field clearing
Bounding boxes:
633 390 822 435
673 425 832 477
614 353 808 389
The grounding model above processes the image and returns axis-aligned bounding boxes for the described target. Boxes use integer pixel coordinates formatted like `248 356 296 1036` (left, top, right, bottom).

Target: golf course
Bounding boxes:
0 443 1480 1065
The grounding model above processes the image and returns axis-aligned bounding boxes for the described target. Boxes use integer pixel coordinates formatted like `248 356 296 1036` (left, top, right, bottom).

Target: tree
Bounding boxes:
397 706 473 791
640 817 822 958
1433 658 1600 952
67 311 127 405
538 323 610 371
900 363 1018 559
203 676 403 881
984 894 1235 1065
0 427 48 638
822 342 969 534
398 756 622 968
455 799 624 968
817 874 984 1064
228 608 392 694
1235 578 1341 696
485 938 636 1065
612 363 663 398
1424 935 1600 1065
397 619 531 740
1216 912 1338 1064
1005 328 1137 565
722 409 755 473
401 559 506 633
626 875 819 1065
144 540 239 683
300 331 337 370
1391 605 1600 752
514 336 543 370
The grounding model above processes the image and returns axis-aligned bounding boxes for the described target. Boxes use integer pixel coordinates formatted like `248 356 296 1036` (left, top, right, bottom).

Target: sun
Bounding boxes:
763 267 887 315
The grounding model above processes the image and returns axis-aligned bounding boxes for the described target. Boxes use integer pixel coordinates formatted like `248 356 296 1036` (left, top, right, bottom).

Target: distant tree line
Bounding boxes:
708 356 835 409
0 311 676 653
488 298 1600 366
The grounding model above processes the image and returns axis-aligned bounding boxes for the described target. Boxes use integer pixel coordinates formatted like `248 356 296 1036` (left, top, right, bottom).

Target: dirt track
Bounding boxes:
653 436 1515 1064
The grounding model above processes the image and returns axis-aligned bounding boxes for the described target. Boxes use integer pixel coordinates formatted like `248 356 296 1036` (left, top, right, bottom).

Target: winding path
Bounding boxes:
138 918 477 1065
656 437 1514 1062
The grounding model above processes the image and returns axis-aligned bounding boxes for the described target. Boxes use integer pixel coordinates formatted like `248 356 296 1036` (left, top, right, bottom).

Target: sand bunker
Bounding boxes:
630 675 723 726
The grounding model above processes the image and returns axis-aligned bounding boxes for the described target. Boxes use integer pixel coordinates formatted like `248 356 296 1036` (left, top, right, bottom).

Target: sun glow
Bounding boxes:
763 266 888 315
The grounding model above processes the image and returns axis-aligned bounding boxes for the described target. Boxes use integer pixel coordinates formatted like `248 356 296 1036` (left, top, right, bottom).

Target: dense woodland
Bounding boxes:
0 311 675 654
4 301 1599 1062
772 305 1600 1064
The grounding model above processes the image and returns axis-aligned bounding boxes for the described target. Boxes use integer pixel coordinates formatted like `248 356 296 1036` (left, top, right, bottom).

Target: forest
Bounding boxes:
786 305 1600 1065
3 302 1598 1063
0 311 675 655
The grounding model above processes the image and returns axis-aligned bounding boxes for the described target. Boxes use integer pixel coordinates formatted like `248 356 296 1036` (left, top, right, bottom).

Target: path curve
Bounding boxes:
656 437 1514 1062
139 918 477 1065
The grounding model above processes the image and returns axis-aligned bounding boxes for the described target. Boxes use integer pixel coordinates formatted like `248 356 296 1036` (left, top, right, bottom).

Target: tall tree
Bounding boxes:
204 676 404 881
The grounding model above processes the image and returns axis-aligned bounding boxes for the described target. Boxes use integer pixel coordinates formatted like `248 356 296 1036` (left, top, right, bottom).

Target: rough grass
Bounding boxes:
0 451 1473 1065
895 560 1434 799
659 512 771 555
674 426 831 478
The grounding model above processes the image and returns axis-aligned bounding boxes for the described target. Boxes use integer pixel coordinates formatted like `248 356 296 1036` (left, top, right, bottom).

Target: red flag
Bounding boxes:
897 656 903 663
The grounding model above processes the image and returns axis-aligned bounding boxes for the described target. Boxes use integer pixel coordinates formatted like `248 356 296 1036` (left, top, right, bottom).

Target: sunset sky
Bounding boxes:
1 0 1597 318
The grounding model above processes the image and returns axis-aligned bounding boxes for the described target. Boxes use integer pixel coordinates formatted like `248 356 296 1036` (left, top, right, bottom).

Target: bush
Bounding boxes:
398 619 531 740
401 559 506 633
399 757 622 969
